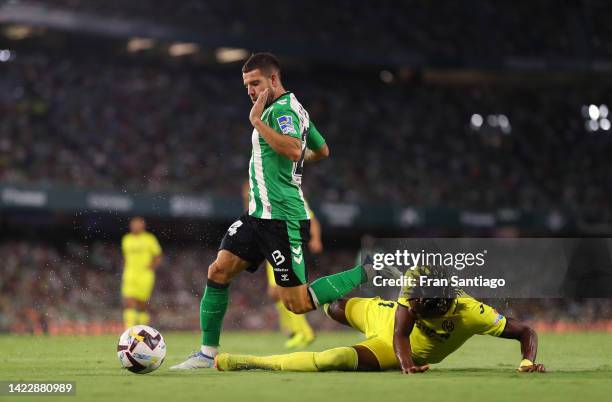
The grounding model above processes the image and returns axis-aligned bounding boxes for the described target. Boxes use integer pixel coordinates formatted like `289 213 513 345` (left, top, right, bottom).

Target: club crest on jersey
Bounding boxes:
277 115 297 135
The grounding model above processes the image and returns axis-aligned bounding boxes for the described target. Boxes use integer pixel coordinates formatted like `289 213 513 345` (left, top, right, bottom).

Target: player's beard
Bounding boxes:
262 84 273 106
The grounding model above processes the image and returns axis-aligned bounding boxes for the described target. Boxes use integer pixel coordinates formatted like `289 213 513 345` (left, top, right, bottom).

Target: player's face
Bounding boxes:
130 218 145 234
243 69 273 105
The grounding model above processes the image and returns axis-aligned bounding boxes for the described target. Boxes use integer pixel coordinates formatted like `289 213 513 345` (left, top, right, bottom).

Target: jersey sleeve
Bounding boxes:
121 235 128 255
397 269 418 307
306 121 326 150
148 234 162 256
466 298 507 337
269 107 301 140
304 199 315 219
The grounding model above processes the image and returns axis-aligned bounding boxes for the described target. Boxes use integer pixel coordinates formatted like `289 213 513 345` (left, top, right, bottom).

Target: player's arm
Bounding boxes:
121 235 128 270
305 121 329 162
250 88 302 161
149 236 163 271
498 317 545 372
393 304 430 374
150 255 162 271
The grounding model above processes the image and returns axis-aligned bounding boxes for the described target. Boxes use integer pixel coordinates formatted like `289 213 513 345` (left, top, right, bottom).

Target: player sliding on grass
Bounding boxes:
171 53 398 370
215 267 546 374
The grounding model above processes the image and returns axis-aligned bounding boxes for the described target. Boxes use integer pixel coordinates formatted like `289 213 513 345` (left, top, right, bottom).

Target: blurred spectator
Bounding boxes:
0 50 610 221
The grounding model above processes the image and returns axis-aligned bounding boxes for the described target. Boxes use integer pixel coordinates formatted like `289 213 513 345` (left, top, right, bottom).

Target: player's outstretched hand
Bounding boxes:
403 364 430 374
249 88 269 126
517 363 546 373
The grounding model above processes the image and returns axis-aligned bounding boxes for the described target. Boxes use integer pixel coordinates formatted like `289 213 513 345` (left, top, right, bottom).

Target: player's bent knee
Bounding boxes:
327 299 349 322
282 300 306 314
207 261 231 284
282 297 314 314
313 347 358 371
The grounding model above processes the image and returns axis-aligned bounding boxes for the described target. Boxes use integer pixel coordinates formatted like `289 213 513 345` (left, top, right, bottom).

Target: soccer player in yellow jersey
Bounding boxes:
121 216 162 329
215 267 546 373
241 181 320 349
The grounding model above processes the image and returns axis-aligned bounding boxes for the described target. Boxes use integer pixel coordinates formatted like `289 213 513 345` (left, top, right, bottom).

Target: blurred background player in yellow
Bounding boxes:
121 216 163 329
242 181 320 348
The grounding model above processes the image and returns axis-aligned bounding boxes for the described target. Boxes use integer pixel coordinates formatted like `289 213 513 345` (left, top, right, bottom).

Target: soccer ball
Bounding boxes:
117 325 166 374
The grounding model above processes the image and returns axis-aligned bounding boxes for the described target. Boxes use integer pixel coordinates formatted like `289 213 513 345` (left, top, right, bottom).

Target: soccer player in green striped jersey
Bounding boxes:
171 53 399 370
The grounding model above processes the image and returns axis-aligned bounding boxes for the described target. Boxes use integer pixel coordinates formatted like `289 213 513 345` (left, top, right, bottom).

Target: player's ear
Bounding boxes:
269 72 280 88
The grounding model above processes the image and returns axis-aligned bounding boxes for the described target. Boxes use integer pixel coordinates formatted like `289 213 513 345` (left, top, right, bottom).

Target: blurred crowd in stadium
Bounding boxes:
2 240 612 334
2 0 612 334
0 240 360 333
1 51 610 220
14 0 612 59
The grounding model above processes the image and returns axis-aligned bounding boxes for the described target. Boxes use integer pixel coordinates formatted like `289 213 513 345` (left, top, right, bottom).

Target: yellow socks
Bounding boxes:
123 308 138 329
290 313 314 341
217 347 358 372
138 311 150 326
275 300 315 348
123 309 150 328
275 301 293 334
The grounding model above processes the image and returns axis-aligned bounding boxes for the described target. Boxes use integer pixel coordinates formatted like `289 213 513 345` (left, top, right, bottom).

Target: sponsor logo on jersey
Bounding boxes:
277 115 297 135
272 250 286 266
442 319 455 332
291 245 303 264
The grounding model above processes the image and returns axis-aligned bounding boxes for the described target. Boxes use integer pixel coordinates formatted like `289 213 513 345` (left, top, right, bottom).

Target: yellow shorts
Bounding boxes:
344 297 401 370
121 269 155 302
266 262 277 287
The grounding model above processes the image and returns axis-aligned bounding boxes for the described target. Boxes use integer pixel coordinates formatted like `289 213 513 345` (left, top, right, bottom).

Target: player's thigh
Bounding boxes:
354 337 398 371
255 218 310 288
208 249 251 283
265 263 281 300
121 270 142 297
136 272 155 302
123 271 154 303
342 297 372 334
276 284 314 314
215 214 265 283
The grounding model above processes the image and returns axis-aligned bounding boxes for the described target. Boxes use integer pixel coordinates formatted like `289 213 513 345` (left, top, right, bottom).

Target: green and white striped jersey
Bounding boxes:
248 91 326 220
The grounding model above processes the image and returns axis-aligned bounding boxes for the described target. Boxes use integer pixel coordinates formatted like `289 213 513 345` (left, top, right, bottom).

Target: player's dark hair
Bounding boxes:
408 265 456 317
242 52 281 78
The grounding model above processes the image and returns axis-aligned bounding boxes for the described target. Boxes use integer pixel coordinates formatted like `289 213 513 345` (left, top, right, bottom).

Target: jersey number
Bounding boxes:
292 130 307 185
291 102 309 186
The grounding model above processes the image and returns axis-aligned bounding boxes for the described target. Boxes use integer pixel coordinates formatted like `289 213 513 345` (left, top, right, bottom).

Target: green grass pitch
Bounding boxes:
1 331 611 402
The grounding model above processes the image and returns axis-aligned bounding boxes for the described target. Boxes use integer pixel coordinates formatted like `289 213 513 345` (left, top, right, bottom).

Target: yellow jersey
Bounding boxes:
398 294 506 364
346 295 506 369
122 231 162 272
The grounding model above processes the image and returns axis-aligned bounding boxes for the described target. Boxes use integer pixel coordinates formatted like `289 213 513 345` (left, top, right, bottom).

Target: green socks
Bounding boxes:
308 265 366 307
200 280 229 347
200 265 366 345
